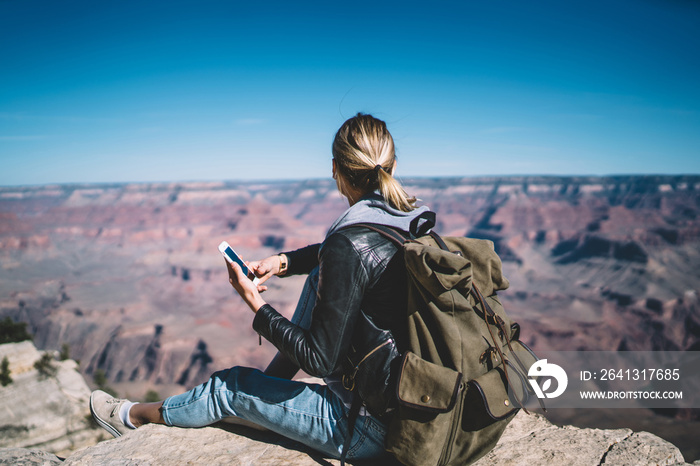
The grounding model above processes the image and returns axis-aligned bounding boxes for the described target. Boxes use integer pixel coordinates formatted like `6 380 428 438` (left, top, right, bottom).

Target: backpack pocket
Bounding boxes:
395 351 463 412
385 352 463 466
469 340 539 420
469 365 519 420
508 339 539 377
505 340 540 408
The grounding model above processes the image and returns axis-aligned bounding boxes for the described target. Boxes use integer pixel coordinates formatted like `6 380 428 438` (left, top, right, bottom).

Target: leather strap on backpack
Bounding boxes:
470 284 530 414
340 392 364 466
347 223 410 247
471 284 546 413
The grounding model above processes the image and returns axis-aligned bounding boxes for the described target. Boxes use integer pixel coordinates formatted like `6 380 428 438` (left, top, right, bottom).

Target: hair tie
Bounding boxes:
374 164 383 174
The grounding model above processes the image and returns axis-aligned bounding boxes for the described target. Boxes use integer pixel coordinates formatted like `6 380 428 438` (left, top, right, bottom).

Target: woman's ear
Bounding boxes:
332 158 337 180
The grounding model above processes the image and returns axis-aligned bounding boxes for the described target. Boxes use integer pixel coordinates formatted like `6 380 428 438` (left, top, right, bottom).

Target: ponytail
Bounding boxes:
375 167 416 212
332 113 416 212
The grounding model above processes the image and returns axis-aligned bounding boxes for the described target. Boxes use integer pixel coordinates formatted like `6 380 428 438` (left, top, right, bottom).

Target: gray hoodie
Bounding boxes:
326 192 433 238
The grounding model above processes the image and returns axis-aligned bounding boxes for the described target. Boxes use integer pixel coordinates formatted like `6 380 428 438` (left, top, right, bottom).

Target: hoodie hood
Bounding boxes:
326 192 433 238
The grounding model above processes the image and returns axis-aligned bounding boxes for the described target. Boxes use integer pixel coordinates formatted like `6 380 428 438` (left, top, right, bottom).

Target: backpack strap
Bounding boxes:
409 211 436 238
472 285 548 412
346 223 409 248
471 284 531 413
340 392 364 466
429 230 449 251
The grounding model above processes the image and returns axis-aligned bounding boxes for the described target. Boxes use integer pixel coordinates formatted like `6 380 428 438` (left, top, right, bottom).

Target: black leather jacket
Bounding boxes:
253 225 407 379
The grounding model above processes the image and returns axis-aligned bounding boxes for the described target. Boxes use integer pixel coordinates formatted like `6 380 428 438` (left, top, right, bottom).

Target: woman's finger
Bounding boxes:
252 260 270 275
249 256 279 285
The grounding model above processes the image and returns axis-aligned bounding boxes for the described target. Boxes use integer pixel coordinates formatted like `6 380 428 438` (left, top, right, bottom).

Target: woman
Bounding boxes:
90 113 434 461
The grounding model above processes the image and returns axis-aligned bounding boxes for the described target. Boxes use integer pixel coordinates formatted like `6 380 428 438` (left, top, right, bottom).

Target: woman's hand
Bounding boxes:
225 259 267 313
247 255 284 285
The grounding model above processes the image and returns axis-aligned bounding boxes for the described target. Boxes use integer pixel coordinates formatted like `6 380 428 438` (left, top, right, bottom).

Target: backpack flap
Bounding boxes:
396 352 462 413
470 365 519 420
404 242 473 296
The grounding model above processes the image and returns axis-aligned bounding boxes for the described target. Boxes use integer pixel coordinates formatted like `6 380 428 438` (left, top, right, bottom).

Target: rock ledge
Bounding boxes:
3 410 690 465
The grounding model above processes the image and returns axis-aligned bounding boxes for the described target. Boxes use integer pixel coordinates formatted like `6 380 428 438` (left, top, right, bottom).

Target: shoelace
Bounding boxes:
107 398 125 418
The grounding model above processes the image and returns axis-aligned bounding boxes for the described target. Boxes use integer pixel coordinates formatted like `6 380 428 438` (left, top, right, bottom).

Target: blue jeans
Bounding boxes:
161 268 389 461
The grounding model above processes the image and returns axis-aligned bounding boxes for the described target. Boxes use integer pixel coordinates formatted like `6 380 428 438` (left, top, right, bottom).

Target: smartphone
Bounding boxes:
218 241 260 285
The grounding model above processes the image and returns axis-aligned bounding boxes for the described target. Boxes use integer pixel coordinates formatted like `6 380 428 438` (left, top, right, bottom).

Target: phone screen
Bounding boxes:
223 246 250 277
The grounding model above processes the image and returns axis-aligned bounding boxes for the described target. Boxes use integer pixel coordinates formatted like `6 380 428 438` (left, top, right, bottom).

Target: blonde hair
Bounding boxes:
332 113 416 212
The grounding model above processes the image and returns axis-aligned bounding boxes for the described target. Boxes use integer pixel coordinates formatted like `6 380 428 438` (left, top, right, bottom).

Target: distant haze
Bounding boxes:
1 0 699 186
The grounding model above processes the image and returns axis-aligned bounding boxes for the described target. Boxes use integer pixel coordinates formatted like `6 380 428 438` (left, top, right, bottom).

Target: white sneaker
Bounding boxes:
89 390 133 438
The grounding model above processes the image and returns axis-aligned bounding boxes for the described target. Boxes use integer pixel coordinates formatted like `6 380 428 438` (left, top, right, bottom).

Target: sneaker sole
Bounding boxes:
89 392 123 438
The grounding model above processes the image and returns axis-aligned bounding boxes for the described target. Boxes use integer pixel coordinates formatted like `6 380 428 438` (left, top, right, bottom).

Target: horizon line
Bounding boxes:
2 173 700 190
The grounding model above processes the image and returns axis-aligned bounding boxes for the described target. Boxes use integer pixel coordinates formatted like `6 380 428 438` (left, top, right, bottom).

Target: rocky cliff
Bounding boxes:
0 341 102 457
1 410 692 465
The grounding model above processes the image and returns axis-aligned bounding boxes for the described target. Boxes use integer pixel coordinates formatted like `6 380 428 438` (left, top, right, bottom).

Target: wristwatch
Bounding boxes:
277 254 288 276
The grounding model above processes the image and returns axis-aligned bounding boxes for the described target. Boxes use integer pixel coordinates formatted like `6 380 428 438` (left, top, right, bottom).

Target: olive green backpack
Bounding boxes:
355 224 540 466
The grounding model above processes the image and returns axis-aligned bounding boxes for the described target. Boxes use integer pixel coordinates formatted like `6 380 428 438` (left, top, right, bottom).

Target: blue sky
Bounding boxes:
1 0 699 186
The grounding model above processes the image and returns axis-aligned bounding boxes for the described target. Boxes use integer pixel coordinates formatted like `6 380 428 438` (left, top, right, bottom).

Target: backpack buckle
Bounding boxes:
342 374 356 391
479 347 500 365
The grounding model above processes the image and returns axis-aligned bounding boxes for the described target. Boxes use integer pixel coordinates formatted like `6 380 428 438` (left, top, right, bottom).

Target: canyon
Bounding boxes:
1 175 699 460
